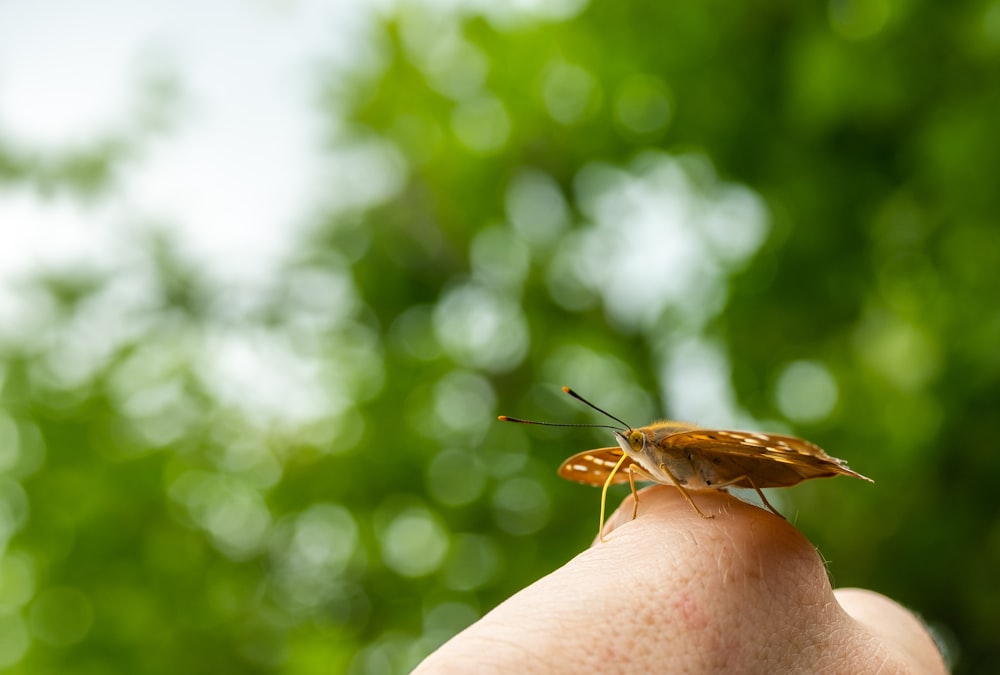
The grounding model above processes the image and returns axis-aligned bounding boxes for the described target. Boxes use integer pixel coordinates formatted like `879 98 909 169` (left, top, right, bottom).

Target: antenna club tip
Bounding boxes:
561 386 572 393
497 415 508 421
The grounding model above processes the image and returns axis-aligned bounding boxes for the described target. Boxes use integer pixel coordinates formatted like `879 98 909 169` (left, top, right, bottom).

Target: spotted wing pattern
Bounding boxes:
557 447 636 486
661 429 873 488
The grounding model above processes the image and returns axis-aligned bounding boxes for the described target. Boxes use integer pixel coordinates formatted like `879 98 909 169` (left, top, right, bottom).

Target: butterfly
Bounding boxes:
500 386 873 540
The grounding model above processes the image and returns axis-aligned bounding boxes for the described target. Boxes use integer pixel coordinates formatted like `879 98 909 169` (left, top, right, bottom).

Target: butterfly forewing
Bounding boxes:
558 448 635 486
662 429 874 488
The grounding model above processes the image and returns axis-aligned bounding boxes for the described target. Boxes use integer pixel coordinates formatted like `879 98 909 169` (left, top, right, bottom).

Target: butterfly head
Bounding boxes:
614 428 647 456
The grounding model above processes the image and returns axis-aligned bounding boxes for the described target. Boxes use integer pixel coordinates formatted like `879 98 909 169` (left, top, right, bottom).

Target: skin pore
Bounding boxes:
414 486 947 674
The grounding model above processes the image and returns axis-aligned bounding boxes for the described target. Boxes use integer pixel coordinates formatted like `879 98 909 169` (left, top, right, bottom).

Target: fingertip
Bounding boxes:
596 485 826 593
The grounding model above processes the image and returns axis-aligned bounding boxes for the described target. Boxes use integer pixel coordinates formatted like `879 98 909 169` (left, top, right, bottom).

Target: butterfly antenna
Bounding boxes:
497 416 620 432
561 386 632 431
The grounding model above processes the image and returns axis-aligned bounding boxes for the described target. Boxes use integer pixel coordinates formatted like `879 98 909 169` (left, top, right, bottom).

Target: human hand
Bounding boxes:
414 486 946 674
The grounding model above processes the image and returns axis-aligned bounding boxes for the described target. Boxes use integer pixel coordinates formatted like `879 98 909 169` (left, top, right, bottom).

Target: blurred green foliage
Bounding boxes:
2 0 999 672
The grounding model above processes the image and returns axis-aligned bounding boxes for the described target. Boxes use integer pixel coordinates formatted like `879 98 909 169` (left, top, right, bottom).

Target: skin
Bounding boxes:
414 486 947 674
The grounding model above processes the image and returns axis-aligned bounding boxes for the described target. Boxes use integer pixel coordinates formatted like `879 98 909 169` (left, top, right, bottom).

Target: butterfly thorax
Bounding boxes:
614 422 722 490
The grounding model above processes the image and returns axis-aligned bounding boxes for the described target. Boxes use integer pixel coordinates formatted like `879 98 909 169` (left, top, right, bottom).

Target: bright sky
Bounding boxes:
0 0 377 289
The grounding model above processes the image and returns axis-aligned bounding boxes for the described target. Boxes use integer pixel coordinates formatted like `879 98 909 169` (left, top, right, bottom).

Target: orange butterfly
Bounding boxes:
500 386 872 540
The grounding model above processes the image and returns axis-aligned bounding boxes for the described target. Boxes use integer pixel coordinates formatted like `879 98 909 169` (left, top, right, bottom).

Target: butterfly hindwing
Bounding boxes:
557 447 635 486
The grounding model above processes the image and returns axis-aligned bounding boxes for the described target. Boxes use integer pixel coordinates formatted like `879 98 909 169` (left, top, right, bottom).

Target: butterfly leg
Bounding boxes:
624 464 657 520
744 476 785 519
658 464 714 519
711 475 786 519
627 466 639 520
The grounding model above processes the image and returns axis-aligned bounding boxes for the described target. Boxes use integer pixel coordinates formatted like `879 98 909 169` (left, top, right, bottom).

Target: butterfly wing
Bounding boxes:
662 430 873 488
557 447 636 486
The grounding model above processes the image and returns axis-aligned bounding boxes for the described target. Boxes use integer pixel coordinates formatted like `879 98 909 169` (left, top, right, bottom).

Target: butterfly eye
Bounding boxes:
628 430 644 450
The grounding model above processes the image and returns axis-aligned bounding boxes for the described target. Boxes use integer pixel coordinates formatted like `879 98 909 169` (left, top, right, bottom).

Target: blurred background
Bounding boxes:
0 0 997 672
